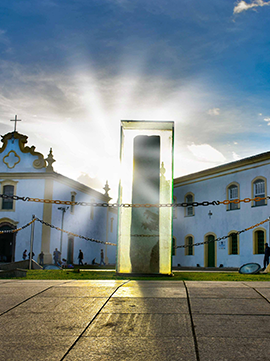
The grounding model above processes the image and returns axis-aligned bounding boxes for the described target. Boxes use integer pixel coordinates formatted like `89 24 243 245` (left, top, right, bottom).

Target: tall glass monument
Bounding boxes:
117 120 174 275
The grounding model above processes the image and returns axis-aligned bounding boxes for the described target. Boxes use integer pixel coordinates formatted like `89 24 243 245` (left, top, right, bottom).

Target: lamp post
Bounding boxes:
58 207 69 256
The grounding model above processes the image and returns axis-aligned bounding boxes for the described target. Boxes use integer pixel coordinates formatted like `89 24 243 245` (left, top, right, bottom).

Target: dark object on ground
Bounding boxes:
219 264 223 268
43 264 62 270
239 263 261 274
0 268 27 278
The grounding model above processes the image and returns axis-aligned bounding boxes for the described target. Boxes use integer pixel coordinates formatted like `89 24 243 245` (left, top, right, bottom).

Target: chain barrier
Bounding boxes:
34 218 117 246
176 218 270 249
1 193 270 208
0 217 116 246
0 218 36 234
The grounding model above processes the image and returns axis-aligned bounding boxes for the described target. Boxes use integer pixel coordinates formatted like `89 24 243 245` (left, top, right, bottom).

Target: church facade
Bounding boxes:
0 130 117 265
173 152 270 268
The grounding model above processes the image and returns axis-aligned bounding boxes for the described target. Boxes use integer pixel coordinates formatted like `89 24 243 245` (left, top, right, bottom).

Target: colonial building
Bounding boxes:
173 152 270 268
0 128 117 265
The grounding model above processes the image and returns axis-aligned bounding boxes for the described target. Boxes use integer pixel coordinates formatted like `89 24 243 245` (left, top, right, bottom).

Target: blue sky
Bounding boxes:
1 0 270 199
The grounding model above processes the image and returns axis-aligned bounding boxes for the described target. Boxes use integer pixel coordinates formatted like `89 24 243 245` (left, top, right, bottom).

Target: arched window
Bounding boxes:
228 232 239 255
252 177 266 207
185 193 194 217
1 181 17 211
185 235 194 256
227 183 239 211
253 229 265 254
70 192 76 214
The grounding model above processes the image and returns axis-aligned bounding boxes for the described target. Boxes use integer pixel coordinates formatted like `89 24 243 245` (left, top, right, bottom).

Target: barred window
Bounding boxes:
185 194 194 216
253 180 265 206
228 185 239 210
185 236 194 256
229 232 238 255
254 230 265 254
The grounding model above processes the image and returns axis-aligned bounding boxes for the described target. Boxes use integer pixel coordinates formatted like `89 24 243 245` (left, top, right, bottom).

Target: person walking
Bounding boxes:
22 250 27 260
39 251 44 266
78 249 84 266
100 249 105 266
264 243 270 270
53 248 59 265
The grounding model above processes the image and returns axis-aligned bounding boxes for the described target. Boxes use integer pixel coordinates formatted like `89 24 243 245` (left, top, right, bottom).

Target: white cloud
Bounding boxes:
234 141 238 145
233 0 270 14
187 143 226 163
207 108 220 116
232 151 240 160
264 117 270 121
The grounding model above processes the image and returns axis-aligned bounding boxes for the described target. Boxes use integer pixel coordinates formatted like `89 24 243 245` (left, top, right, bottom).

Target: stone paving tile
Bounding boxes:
193 314 270 337
37 286 118 298
101 297 189 314
63 337 196 361
0 311 93 336
190 298 270 314
185 281 248 288
113 286 187 298
252 288 270 301
58 280 125 287
84 313 193 337
0 334 78 361
243 281 270 288
187 287 260 299
123 281 185 288
12 297 107 314
197 337 270 361
0 295 32 314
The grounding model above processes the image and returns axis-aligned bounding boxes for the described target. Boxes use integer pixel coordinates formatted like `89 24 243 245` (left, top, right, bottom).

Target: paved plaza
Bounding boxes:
1 279 270 360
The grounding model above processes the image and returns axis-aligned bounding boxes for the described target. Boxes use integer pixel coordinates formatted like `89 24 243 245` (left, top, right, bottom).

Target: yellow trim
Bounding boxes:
253 227 266 254
226 182 240 211
3 150 21 169
0 217 19 226
251 176 267 207
185 234 194 256
204 232 217 267
184 192 195 217
0 180 18 212
174 161 270 188
0 131 46 169
0 173 110 201
41 178 53 257
228 230 239 255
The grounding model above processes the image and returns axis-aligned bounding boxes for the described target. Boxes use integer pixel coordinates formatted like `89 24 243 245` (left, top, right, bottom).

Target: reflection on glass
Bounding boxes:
117 120 174 275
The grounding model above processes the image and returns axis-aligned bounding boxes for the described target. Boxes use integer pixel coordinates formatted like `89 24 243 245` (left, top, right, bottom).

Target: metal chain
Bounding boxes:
35 218 117 246
176 218 270 249
1 193 269 208
0 218 36 234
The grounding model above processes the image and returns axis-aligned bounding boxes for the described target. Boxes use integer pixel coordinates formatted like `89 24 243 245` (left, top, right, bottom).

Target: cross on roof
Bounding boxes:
10 115 21 132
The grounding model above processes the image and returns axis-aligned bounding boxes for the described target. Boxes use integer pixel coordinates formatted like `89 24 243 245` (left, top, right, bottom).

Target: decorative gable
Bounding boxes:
0 132 46 172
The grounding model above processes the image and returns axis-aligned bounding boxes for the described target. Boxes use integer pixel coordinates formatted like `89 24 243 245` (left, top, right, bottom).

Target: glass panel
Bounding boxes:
188 236 193 256
117 120 174 275
254 180 265 206
186 194 193 216
231 233 238 254
2 185 14 210
257 231 264 254
229 185 238 210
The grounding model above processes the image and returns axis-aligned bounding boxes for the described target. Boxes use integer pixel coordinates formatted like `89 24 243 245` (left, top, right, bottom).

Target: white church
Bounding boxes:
0 124 117 265
1 118 269 269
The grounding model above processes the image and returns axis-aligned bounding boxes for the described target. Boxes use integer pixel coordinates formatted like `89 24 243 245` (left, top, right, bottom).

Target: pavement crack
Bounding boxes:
60 280 130 361
183 281 200 361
